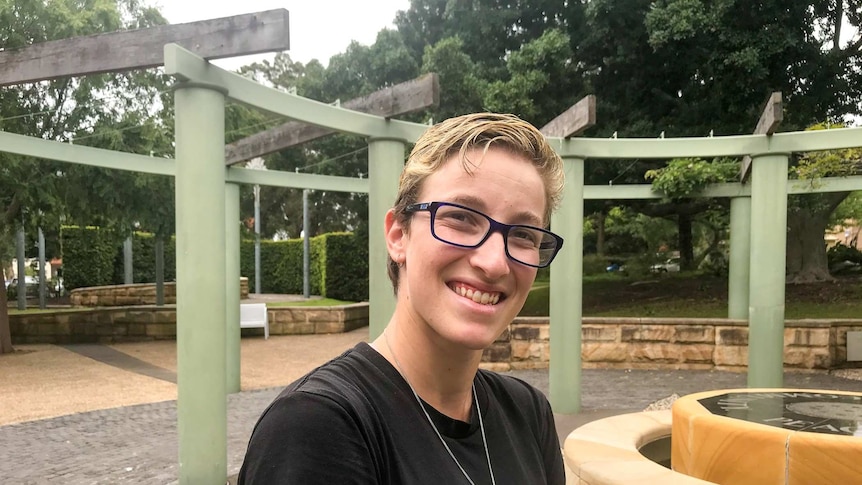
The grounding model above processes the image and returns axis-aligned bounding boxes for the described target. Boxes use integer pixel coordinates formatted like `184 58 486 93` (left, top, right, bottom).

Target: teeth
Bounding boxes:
453 285 501 306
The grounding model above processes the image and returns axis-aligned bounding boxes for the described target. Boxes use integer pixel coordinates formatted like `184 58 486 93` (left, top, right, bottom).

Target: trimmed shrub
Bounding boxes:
63 226 368 300
518 285 550 316
61 226 121 290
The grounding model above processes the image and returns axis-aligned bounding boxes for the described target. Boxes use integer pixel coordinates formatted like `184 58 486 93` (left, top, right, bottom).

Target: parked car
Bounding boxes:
650 258 681 273
605 262 626 272
6 276 38 289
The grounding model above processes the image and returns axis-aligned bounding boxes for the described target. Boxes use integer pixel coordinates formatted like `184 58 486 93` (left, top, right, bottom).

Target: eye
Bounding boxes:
510 227 542 246
437 207 481 225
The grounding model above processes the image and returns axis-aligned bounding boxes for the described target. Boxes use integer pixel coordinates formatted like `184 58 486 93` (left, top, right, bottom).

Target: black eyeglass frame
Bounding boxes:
403 201 564 268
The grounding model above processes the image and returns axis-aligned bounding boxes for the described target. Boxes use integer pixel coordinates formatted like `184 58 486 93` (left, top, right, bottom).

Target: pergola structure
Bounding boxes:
3 10 862 484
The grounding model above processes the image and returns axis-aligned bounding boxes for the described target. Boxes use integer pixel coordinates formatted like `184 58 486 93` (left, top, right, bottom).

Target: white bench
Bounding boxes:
240 303 269 339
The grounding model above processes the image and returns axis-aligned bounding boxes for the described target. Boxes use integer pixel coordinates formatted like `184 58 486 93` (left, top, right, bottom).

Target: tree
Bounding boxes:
0 0 169 354
786 123 862 282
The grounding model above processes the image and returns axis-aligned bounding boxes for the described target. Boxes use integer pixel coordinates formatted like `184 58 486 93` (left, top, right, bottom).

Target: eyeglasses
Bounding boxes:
404 201 564 268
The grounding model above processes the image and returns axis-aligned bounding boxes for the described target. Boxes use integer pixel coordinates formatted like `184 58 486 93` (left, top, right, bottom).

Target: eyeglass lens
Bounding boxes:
431 204 557 266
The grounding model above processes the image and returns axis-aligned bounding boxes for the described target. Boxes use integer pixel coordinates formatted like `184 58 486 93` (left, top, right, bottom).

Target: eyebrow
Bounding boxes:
446 194 543 227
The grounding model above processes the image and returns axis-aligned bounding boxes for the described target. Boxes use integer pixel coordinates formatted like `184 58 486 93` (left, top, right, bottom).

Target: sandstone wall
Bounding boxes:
11 308 861 372
69 278 249 306
479 317 862 372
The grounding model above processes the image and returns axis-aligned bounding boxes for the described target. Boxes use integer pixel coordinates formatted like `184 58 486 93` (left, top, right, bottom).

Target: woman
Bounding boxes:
238 112 567 484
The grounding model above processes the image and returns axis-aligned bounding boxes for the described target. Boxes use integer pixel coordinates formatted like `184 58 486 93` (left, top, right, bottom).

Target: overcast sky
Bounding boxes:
156 0 410 69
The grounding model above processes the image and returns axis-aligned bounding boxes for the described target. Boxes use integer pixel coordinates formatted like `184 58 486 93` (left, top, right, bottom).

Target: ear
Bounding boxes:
385 208 407 264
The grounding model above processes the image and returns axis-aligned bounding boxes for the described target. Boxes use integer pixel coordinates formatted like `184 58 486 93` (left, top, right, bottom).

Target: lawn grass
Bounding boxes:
522 272 862 319
266 298 355 307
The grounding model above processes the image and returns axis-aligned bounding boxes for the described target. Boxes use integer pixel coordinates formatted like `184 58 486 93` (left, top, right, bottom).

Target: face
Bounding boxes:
386 147 546 351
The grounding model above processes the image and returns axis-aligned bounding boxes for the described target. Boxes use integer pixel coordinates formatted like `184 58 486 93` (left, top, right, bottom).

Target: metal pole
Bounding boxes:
748 153 789 388
550 154 584 413
225 183 241 394
367 138 405 339
254 184 261 295
303 189 310 299
174 82 227 485
155 238 165 306
38 228 46 309
124 236 134 284
16 227 26 311
728 197 751 319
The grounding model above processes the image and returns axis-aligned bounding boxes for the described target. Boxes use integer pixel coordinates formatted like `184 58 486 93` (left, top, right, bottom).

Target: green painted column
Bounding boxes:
174 82 228 484
748 153 789 388
549 154 584 413
728 197 751 319
367 138 405 340
225 182 241 394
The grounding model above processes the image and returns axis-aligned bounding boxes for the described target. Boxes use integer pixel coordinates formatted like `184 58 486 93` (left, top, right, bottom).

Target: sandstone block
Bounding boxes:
785 328 830 347
717 327 748 346
622 325 675 342
630 343 681 363
581 342 629 363
511 325 540 341
479 362 511 372
482 343 511 362
675 326 714 343
305 309 334 323
146 323 176 337
315 321 344 334
582 325 617 342
510 361 548 370
714 345 747 367
284 321 315 334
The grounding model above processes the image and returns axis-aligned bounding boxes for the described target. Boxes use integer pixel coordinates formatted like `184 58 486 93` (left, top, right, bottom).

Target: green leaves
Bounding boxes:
645 157 739 199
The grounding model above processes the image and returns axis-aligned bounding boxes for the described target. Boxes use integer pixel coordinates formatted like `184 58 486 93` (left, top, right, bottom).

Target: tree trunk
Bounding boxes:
786 193 849 283
678 213 694 270
595 210 607 256
0 282 14 354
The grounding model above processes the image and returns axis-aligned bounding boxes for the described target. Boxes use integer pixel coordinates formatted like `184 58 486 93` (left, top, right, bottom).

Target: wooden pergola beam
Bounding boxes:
224 73 439 165
740 92 783 182
540 95 596 138
0 9 290 87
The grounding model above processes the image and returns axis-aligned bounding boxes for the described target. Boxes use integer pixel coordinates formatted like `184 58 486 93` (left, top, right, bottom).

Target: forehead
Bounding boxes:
417 147 546 225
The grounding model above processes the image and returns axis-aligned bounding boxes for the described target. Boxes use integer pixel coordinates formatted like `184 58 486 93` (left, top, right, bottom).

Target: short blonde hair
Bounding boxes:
388 112 565 292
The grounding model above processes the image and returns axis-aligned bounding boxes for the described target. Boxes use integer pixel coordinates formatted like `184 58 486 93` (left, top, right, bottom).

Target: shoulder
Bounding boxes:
238 343 386 483
478 369 550 409
265 342 383 416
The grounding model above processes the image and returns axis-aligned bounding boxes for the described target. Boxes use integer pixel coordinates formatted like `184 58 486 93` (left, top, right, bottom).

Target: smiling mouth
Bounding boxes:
450 283 502 306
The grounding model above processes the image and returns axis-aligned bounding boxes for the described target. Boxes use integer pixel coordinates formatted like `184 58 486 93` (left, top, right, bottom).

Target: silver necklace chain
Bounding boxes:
384 331 496 485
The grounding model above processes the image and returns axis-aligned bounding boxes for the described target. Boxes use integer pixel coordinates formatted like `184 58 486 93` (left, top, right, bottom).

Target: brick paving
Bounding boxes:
3 363 862 484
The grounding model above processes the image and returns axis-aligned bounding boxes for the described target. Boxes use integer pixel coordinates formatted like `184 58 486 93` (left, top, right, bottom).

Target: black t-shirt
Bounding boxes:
237 342 565 484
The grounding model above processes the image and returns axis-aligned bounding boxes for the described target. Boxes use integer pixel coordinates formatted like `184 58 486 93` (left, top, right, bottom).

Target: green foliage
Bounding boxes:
518 285 550 317
114 233 176 284
830 192 862 227
61 226 121 290
319 232 369 302
645 158 739 199
239 232 368 300
792 123 862 181
827 244 862 266
583 254 613 276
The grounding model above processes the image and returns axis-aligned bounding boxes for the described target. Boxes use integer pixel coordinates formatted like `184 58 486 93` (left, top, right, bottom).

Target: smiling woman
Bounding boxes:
238 113 568 484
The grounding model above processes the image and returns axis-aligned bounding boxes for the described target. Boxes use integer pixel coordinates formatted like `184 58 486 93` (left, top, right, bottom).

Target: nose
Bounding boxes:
468 231 511 279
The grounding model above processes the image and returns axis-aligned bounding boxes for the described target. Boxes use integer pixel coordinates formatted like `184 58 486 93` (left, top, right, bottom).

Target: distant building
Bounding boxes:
825 220 861 250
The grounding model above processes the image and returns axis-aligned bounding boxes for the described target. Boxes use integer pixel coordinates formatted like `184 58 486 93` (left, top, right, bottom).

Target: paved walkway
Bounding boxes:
3 331 862 484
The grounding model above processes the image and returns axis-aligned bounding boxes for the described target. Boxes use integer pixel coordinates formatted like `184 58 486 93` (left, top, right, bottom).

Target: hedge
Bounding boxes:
63 227 368 300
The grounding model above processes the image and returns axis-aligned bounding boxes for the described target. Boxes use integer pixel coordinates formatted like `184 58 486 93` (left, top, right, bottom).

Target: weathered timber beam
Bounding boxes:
540 95 596 138
740 91 783 182
0 9 290 86
225 73 439 165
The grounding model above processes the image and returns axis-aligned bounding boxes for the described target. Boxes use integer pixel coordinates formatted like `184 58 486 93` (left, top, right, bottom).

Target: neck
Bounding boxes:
373 317 482 422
